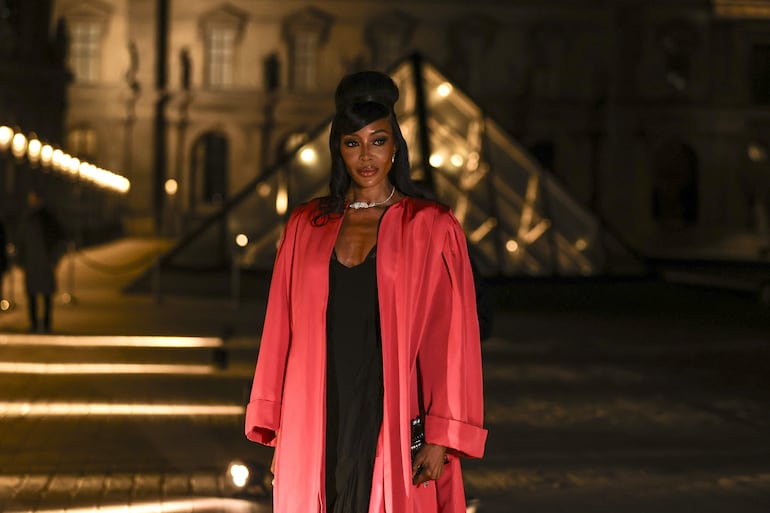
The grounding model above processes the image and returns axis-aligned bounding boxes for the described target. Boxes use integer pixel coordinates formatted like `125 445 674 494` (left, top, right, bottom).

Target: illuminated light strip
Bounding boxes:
0 402 244 417
468 218 498 244
0 335 223 348
714 0 770 18
0 362 215 375
10 498 264 513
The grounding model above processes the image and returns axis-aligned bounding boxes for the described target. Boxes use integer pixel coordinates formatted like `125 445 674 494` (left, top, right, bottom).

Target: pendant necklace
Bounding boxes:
348 186 396 210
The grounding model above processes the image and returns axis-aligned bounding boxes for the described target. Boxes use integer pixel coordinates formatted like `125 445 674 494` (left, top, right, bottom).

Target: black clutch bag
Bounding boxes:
410 415 425 462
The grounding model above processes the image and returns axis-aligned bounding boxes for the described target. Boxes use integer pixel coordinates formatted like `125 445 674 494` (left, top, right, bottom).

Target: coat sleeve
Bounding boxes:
244 210 300 446
419 212 487 458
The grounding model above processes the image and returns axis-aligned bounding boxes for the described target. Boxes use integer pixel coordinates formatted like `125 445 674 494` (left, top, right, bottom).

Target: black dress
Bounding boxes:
326 245 384 513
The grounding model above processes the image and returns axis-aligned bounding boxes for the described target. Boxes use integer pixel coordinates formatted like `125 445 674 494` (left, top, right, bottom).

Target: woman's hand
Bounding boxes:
412 443 448 486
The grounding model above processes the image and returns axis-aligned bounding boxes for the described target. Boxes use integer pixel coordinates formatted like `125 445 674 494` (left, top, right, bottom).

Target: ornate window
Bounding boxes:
60 0 112 84
70 20 101 83
284 7 332 92
200 4 247 90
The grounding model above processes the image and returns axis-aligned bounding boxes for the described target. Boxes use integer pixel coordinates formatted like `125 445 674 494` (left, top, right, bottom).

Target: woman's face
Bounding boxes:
339 117 396 193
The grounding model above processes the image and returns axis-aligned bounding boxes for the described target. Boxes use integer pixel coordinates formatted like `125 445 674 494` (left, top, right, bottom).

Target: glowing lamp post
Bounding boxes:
10 132 27 160
0 126 12 151
27 137 42 166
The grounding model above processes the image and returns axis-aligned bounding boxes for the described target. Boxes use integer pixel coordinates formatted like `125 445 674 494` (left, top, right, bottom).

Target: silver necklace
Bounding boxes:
348 186 396 210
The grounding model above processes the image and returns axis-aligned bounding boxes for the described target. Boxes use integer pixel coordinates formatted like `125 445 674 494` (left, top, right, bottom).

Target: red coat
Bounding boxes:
245 197 487 513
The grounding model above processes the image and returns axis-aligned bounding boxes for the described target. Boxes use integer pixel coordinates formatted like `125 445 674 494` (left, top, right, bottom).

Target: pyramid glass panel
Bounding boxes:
164 56 638 277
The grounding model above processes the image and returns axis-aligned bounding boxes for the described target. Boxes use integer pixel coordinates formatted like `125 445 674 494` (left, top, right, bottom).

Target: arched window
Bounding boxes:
652 141 699 227
191 132 228 207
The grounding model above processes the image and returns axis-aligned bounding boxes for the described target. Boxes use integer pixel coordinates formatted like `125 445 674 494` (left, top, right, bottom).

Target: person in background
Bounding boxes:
245 70 487 513
16 189 64 333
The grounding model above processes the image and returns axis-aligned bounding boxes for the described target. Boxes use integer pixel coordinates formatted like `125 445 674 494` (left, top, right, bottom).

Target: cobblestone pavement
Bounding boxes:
1 238 769 512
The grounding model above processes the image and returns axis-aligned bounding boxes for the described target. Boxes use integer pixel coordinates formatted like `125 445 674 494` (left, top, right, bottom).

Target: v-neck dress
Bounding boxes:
325 245 384 513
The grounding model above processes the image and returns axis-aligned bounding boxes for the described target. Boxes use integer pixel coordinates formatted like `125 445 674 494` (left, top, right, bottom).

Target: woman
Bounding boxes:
245 70 486 513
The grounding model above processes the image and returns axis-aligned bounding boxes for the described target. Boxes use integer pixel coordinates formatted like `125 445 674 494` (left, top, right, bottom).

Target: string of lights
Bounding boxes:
0 125 130 194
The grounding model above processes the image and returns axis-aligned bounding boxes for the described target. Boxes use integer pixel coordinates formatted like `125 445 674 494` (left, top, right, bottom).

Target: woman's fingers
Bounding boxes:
412 443 447 485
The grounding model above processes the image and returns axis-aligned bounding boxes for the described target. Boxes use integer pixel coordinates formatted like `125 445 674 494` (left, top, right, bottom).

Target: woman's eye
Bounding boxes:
342 139 358 148
373 137 388 146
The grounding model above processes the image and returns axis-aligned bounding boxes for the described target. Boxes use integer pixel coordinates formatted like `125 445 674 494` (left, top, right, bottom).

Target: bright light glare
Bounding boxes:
437 82 453 97
0 125 12 149
11 132 27 158
575 238 588 251
228 462 250 488
299 147 317 164
60 153 71 171
0 402 244 417
165 178 178 196
0 334 222 347
69 157 80 175
506 239 519 253
0 362 215 375
235 233 249 248
51 148 63 168
276 185 288 215
450 154 464 167
40 144 53 165
429 153 444 167
0 299 9 311
27 138 42 161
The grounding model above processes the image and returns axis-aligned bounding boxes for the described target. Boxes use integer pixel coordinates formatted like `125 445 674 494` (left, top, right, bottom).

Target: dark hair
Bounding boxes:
312 71 428 225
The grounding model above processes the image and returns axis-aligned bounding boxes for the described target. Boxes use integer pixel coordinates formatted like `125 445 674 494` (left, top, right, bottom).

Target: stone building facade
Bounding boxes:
51 0 770 258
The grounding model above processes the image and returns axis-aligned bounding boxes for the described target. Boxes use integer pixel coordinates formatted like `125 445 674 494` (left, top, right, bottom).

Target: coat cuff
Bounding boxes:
424 414 487 458
244 398 281 446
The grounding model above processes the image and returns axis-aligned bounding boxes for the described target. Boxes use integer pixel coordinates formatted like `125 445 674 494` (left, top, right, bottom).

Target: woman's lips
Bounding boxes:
358 167 377 177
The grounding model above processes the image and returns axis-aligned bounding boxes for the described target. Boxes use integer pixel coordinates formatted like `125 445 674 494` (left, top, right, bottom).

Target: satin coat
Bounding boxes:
245 197 487 513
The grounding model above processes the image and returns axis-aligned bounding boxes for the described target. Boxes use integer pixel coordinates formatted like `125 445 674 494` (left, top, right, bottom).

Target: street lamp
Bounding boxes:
68 157 80 177
40 144 53 167
0 126 12 151
225 459 271 498
27 137 42 166
51 148 63 170
11 132 27 160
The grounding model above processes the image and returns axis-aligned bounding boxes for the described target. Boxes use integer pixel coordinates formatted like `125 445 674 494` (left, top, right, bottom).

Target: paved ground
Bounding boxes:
0 238 769 512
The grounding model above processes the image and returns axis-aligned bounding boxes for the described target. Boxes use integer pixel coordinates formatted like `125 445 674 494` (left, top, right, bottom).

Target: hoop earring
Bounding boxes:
391 153 396 163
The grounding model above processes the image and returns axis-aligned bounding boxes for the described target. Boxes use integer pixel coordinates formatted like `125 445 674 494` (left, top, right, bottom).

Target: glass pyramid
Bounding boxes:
164 55 638 277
